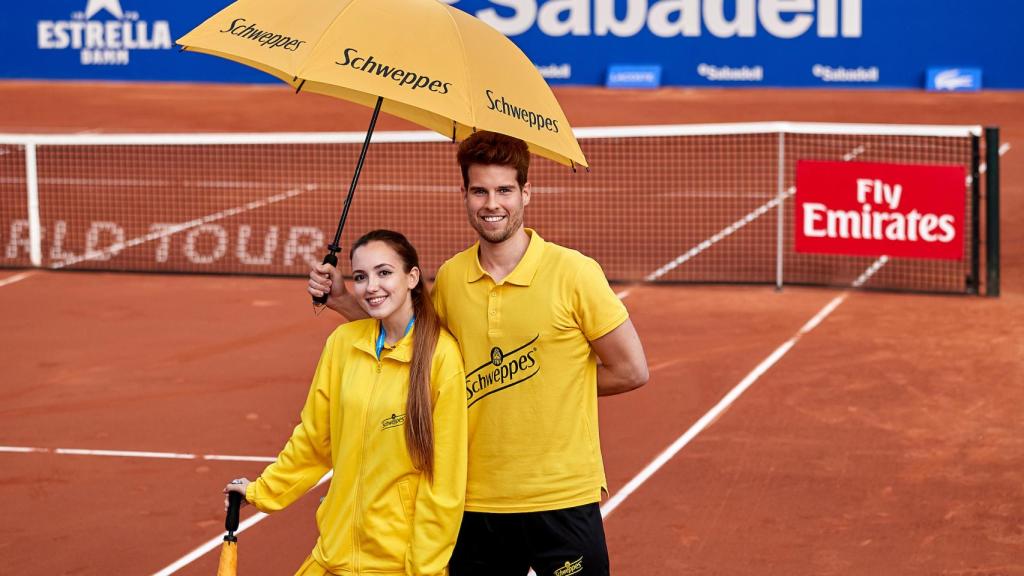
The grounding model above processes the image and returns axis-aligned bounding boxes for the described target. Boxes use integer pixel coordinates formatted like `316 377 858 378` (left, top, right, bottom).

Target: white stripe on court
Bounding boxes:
0 271 35 288
979 142 1012 174
151 472 333 576
0 446 48 454
601 255 889 520
645 187 796 281
0 445 276 463
50 184 316 269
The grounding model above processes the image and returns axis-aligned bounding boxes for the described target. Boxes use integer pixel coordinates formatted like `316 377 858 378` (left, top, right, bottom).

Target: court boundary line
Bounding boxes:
0 271 35 288
151 472 334 576
0 445 276 462
49 184 316 270
601 255 888 520
645 186 796 281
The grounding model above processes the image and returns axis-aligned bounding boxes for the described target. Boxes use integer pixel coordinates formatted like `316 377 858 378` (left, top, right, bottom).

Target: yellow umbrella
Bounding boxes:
177 0 585 167
178 0 586 301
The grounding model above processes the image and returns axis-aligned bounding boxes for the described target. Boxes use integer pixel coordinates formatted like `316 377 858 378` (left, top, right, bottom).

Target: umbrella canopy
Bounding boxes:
177 0 587 167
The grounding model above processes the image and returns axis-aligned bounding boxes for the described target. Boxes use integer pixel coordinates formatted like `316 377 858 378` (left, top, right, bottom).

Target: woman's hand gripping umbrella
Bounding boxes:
217 480 246 575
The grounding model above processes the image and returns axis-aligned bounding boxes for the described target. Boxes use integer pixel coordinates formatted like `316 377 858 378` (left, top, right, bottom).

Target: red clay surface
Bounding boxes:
0 82 1022 575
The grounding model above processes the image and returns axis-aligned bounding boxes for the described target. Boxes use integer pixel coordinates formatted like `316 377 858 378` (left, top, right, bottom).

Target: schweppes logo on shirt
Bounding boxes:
554 557 583 576
465 335 540 408
382 413 406 430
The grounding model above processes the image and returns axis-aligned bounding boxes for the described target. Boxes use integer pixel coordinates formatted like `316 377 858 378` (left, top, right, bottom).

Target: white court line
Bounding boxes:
842 145 866 161
601 255 889 520
643 136 933 282
0 445 276 463
51 184 316 269
645 187 796 281
56 448 196 460
0 446 47 454
152 472 333 576
979 142 1012 174
0 271 36 288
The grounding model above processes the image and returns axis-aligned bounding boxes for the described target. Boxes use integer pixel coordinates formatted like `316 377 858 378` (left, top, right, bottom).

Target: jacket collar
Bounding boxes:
466 228 546 286
352 320 414 363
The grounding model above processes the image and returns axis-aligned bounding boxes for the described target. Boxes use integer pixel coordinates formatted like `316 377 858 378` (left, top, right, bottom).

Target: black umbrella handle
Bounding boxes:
312 250 339 305
225 491 242 541
313 96 383 307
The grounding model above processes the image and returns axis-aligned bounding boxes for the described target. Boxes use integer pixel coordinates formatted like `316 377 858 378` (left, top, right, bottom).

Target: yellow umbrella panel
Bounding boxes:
177 0 586 167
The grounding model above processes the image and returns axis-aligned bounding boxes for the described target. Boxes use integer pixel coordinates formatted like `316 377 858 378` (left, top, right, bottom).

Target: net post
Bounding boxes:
984 127 1000 297
968 134 980 294
24 142 42 267
775 131 785 292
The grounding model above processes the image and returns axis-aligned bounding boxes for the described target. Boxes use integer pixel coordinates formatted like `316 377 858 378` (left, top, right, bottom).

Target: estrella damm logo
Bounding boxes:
553 557 583 576
37 0 173 66
465 335 540 408
219 18 307 52
382 413 406 430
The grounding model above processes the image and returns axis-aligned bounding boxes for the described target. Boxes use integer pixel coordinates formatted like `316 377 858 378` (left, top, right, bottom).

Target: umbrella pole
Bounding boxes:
313 96 384 305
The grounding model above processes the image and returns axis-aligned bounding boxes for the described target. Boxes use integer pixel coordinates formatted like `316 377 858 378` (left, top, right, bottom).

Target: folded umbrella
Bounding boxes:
217 491 242 576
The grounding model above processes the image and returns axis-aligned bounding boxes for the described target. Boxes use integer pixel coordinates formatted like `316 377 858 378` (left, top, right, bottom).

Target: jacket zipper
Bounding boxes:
353 355 384 573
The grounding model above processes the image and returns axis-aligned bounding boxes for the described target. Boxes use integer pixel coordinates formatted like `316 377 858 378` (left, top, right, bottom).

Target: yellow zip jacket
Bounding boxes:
246 319 467 576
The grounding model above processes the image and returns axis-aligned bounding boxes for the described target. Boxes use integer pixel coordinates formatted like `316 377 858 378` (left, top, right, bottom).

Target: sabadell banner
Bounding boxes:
3 0 1023 88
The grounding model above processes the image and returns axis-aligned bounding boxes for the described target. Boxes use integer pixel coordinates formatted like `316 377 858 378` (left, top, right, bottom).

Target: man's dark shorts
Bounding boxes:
449 502 609 576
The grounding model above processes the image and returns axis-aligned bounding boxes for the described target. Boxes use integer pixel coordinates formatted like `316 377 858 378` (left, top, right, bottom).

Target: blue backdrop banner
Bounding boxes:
3 0 1022 88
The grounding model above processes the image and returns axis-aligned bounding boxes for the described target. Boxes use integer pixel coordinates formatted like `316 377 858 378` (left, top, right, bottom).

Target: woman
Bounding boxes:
224 230 467 576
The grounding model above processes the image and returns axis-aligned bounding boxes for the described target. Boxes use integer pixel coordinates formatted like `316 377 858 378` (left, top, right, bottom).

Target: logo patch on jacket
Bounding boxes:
382 413 406 430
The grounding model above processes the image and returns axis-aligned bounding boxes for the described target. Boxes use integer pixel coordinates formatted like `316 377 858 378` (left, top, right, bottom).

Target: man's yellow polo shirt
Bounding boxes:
433 229 628 513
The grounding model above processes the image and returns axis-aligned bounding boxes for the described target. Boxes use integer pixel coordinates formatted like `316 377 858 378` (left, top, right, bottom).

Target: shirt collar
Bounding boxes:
466 228 546 286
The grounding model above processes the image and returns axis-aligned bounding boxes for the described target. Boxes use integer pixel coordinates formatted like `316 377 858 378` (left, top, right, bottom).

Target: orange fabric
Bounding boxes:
216 541 237 576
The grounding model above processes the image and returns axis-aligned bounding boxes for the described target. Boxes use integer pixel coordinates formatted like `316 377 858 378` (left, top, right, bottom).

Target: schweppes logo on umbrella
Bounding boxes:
486 90 560 133
219 18 307 52
337 48 453 94
176 0 588 168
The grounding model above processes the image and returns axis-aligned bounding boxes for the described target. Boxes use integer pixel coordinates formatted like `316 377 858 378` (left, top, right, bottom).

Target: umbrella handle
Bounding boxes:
312 250 339 306
225 491 242 540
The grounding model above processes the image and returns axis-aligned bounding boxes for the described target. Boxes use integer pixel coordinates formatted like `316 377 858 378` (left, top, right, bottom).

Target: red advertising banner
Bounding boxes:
795 161 966 260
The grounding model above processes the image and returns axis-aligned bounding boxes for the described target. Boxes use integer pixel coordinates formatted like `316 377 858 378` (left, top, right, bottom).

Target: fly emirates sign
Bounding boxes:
795 161 965 260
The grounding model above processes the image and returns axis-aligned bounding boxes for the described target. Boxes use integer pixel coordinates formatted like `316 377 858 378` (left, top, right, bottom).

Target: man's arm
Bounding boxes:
308 263 369 321
590 318 649 396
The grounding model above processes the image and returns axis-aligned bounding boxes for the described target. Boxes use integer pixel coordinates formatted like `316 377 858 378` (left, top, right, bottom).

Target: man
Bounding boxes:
309 131 648 575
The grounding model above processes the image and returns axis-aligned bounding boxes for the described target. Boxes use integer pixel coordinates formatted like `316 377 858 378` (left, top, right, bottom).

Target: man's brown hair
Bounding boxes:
456 131 530 188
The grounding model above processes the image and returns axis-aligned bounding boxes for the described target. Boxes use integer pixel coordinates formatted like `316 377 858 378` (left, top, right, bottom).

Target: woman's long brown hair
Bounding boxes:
351 230 440 480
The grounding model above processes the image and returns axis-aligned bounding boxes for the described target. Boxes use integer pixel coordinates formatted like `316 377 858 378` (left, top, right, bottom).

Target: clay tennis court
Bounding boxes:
1 83 1022 575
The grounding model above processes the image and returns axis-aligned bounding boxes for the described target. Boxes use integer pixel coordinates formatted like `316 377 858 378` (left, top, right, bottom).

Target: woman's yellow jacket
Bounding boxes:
246 319 468 576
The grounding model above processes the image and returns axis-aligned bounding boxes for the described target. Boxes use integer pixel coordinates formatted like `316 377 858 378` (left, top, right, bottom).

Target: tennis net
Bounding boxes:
0 122 999 294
